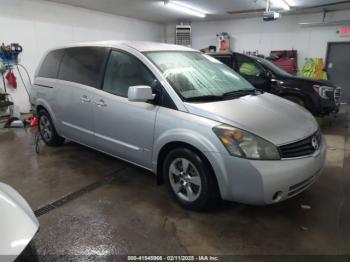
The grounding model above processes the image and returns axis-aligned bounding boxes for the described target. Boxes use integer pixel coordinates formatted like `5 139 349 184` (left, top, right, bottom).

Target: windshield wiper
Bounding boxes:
222 89 260 98
185 95 224 102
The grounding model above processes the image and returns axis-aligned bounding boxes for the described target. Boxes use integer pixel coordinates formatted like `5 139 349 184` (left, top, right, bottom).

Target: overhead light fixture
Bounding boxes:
269 0 291 11
163 1 206 18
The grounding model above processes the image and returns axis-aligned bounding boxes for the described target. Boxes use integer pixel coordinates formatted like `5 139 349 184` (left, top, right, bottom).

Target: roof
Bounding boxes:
53 41 197 53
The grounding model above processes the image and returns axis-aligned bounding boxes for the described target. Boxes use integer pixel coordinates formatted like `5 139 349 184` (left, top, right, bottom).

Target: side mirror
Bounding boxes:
128 86 155 102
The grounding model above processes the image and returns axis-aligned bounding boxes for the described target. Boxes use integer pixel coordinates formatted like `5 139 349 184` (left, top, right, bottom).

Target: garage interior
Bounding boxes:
1 0 350 260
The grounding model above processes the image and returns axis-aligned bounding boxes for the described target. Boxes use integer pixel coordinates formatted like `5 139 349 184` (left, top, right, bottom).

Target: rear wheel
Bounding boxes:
163 148 219 211
38 109 65 146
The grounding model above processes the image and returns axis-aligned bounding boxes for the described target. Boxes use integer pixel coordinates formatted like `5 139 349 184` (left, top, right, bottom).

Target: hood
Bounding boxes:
281 75 337 88
184 93 318 146
0 182 39 259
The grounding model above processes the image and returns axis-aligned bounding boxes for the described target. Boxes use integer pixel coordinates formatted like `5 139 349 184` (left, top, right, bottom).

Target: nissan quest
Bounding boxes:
31 41 326 210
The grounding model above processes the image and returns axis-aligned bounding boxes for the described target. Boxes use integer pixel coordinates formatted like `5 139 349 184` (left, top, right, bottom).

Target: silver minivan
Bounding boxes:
31 41 326 210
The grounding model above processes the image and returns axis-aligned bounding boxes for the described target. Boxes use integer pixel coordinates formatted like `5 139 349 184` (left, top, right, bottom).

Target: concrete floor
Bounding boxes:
0 106 349 260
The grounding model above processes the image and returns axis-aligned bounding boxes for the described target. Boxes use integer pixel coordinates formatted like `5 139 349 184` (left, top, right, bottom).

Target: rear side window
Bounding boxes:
58 47 108 88
37 49 64 78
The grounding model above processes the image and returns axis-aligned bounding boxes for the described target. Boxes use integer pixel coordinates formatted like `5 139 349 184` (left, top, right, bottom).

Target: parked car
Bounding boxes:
31 41 326 210
0 182 39 261
208 52 341 117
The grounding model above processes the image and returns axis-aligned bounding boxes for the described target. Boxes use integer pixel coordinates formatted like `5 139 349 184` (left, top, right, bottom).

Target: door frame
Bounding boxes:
325 41 350 70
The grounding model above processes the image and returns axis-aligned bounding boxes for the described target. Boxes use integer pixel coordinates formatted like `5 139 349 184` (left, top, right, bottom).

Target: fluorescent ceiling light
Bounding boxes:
270 0 291 11
163 1 206 18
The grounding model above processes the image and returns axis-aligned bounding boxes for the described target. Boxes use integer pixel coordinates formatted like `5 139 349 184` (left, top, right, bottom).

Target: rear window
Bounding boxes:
58 47 108 88
37 49 65 78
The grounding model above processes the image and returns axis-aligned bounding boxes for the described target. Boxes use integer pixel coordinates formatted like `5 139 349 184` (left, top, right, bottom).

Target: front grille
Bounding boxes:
334 87 341 105
279 130 322 159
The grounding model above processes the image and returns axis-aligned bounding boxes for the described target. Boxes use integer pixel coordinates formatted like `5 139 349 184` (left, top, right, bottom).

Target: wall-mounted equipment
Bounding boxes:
0 43 23 65
176 24 192 47
0 43 23 92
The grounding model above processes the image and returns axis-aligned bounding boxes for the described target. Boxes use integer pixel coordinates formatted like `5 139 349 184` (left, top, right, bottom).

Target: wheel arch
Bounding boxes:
35 100 58 125
156 141 218 189
36 104 47 114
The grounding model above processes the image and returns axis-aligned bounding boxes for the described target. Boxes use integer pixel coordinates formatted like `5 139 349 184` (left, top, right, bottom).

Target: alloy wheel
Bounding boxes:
168 158 202 202
39 115 53 142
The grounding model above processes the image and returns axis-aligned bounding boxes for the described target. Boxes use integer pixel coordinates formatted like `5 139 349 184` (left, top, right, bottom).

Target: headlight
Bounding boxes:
213 125 280 160
313 85 333 99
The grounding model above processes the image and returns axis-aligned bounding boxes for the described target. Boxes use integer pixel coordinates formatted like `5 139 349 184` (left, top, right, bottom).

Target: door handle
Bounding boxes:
80 96 91 103
95 99 107 107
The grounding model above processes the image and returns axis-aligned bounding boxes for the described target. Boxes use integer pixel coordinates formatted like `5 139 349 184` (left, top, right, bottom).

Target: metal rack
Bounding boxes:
0 43 22 120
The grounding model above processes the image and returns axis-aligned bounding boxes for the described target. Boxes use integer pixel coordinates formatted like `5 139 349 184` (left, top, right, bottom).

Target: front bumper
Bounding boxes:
205 136 327 205
318 87 341 116
320 98 339 116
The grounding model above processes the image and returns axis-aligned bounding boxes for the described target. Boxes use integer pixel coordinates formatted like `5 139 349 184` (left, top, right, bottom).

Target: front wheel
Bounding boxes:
163 148 219 211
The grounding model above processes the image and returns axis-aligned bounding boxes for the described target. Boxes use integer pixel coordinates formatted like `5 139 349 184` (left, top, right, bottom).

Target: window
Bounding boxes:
58 47 108 88
145 51 254 101
213 55 233 68
103 51 156 98
37 49 64 78
257 58 291 77
235 54 264 77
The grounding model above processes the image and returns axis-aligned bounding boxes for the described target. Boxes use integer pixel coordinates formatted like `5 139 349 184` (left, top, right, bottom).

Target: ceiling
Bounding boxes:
43 0 350 23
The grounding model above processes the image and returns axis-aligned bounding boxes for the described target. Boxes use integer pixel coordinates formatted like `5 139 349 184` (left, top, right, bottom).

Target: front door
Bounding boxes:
93 50 159 169
326 42 350 103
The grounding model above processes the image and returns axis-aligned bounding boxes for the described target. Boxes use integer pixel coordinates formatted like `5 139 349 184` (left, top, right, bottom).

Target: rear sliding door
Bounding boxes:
57 46 109 146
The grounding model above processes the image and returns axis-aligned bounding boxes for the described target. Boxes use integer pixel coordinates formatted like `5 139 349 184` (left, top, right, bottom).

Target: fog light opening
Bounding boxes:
272 191 283 202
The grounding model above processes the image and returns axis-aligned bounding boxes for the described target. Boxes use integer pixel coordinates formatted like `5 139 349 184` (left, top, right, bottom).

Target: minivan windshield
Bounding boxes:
145 51 255 102
257 58 292 77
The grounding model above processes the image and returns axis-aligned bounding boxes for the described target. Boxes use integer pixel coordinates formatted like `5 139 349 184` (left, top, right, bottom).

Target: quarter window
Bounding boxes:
103 51 156 98
37 49 65 78
58 47 108 88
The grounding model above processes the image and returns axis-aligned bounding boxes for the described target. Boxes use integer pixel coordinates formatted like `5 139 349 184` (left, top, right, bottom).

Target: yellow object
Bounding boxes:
239 62 261 76
301 58 328 80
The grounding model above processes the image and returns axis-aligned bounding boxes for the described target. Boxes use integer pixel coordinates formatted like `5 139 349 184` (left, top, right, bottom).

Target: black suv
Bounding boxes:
208 52 341 117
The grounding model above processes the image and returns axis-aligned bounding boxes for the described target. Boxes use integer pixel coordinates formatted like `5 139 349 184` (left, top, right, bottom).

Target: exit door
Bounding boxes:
326 42 350 103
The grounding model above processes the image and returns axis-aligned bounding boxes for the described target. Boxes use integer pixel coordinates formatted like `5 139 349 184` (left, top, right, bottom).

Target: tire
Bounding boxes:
284 95 305 107
38 109 65 146
163 148 220 211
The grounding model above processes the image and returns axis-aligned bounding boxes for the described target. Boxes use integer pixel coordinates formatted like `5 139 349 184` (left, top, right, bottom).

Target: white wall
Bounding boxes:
166 10 350 72
0 0 164 113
